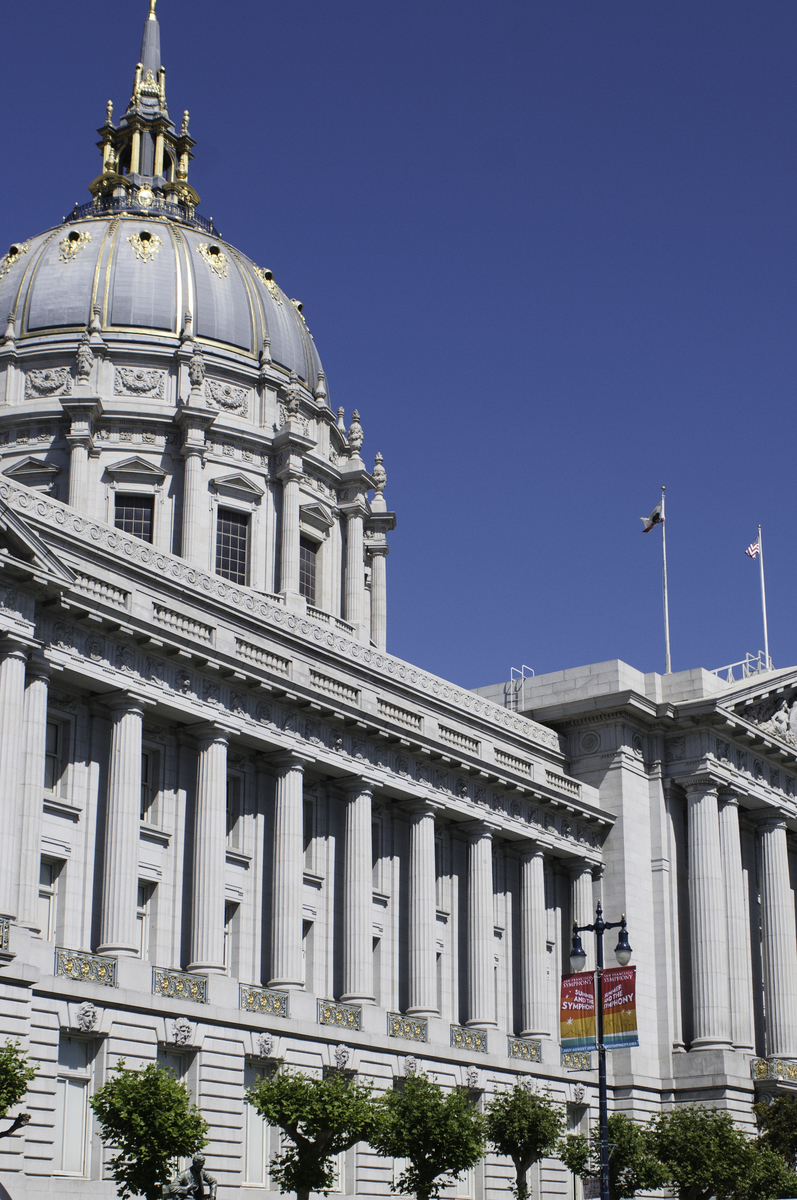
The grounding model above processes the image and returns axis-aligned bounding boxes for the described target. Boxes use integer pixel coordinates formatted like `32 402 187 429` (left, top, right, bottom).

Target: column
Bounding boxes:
62 399 100 511
345 509 365 629
467 823 497 1028
570 863 594 972
342 780 374 1003
369 547 388 651
18 659 50 930
758 814 797 1056
269 754 305 989
181 449 205 568
188 728 228 973
686 779 732 1048
408 803 439 1016
0 642 28 920
280 472 301 596
520 848 548 1037
98 697 145 955
718 794 754 1050
67 443 89 509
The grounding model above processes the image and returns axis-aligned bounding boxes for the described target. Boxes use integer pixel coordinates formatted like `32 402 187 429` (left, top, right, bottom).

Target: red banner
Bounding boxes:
560 973 597 1052
601 966 638 1048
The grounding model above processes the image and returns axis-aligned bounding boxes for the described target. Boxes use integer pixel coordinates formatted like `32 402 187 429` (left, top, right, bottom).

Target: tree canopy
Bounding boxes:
559 1112 667 1200
89 1059 208 1200
0 1040 37 1141
485 1083 564 1200
246 1068 375 1200
754 1094 797 1171
370 1073 486 1200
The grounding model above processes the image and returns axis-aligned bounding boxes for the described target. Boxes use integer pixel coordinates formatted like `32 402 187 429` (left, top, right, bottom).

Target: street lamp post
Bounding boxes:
569 901 632 1200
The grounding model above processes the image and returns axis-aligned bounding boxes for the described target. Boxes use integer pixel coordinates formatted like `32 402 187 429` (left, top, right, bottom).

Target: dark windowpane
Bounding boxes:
299 537 317 606
115 494 154 543
216 509 249 584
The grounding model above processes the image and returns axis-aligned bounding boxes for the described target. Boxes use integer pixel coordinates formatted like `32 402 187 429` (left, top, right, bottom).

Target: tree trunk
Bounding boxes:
296 1189 311 1200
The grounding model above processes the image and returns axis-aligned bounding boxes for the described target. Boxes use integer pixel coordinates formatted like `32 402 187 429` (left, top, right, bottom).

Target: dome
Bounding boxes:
0 214 322 385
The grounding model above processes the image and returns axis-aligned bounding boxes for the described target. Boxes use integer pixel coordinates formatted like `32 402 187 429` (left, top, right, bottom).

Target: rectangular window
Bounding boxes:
244 1064 271 1185
54 1038 91 1176
38 858 61 941
137 883 153 961
224 902 238 977
373 936 382 1008
140 750 153 820
372 820 381 889
299 537 317 605
302 919 314 992
329 1151 346 1194
114 494 154 543
216 508 249 584
303 800 314 869
44 720 61 792
226 776 242 848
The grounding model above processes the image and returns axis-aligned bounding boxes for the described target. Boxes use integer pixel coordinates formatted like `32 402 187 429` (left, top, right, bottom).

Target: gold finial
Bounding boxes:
148 0 157 18
106 99 113 123
182 110 190 135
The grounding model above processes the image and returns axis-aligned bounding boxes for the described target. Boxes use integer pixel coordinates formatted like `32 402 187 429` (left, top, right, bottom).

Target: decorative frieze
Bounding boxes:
152 967 208 1004
240 985 289 1018
751 1058 797 1081
546 769 580 798
153 605 214 644
450 1025 487 1054
206 379 248 415
562 1050 593 1071
25 368 72 400
0 918 9 954
114 367 166 398
388 1013 428 1042
310 671 359 705
235 639 291 675
508 1037 542 1062
55 948 117 987
439 725 479 754
379 699 422 730
318 1000 362 1030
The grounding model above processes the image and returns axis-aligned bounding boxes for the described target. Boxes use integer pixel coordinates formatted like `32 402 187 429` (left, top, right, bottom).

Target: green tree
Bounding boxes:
485 1083 564 1200
370 1073 486 1200
246 1068 375 1200
650 1103 797 1200
0 1040 37 1140
559 1112 667 1200
754 1095 797 1170
90 1059 208 1200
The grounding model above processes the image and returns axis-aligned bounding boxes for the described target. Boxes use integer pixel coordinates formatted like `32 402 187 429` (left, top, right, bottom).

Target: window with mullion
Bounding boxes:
216 508 249 584
299 536 317 605
114 494 154 543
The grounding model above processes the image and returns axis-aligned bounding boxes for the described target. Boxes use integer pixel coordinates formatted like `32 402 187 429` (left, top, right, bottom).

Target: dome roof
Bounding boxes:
0 215 323 385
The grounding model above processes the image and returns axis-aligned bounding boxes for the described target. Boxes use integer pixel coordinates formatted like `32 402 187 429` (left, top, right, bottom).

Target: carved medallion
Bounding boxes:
205 379 248 414
127 230 164 262
58 230 92 262
114 367 165 398
197 243 229 277
25 368 72 400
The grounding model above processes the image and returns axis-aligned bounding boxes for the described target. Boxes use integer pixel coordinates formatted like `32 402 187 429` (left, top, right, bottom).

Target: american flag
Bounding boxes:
745 540 760 559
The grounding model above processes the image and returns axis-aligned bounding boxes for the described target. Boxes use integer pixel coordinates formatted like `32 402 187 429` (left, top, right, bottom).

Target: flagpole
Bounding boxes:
661 485 672 674
758 523 770 669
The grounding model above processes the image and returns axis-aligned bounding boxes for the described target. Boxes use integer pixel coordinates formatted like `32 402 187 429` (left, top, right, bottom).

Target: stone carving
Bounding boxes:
76 332 93 382
163 1154 217 1200
579 730 600 754
465 1066 479 1089
206 379 248 414
175 669 192 695
127 230 164 262
520 1076 535 1093
257 1033 273 1058
334 1044 350 1070
116 645 136 674
25 368 72 399
574 1084 585 1103
76 1001 98 1031
736 750 747 772
0 242 30 279
347 410 363 456
255 266 283 305
172 1016 193 1045
114 367 165 398
203 680 220 705
256 701 272 724
84 635 105 662
510 800 522 819
632 734 643 756
372 452 387 496
334 734 345 752
404 1055 417 1077
230 691 248 718
59 230 92 262
770 768 780 789
665 737 685 762
456 778 468 798
189 347 205 390
746 695 797 747
716 740 731 763
197 242 229 277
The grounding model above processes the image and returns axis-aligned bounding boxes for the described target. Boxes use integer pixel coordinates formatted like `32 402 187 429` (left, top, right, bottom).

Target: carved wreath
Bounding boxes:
114 367 165 398
25 368 72 399
205 379 248 415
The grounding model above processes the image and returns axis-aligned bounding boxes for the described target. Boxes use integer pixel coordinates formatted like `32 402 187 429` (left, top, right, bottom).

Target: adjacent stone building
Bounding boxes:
0 5 793 1199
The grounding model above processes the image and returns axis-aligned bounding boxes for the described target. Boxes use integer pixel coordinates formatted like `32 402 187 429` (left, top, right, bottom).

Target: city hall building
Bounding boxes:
1 6 796 1198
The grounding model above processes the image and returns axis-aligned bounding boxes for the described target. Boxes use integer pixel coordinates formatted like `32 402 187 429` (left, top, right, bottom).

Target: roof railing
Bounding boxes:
710 651 773 684
65 196 218 237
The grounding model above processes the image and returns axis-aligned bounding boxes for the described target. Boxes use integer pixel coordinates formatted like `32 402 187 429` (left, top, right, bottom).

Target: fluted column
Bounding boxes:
467 822 497 1028
408 803 439 1016
280 472 301 596
181 448 206 567
188 728 228 973
345 510 365 630
342 780 374 1003
0 642 28 920
520 848 548 1037
98 696 145 955
369 547 388 651
570 864 594 973
718 794 754 1049
686 779 732 1048
758 814 797 1056
62 398 101 512
67 443 89 508
269 754 306 989
18 659 50 930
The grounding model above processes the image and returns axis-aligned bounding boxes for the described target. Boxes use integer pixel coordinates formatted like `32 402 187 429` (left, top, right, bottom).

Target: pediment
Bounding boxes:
718 670 797 750
103 456 167 481
209 472 265 497
300 502 335 533
2 456 61 480
0 499 75 586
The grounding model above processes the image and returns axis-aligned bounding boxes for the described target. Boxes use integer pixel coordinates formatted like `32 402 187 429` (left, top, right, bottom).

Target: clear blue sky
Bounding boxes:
3 1 796 688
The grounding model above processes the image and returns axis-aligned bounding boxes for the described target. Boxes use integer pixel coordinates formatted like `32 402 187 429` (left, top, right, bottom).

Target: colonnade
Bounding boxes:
685 777 797 1056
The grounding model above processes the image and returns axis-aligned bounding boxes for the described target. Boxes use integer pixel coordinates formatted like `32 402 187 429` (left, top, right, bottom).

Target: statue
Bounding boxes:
347 410 363 456
163 1153 217 1199
76 332 93 381
188 346 205 391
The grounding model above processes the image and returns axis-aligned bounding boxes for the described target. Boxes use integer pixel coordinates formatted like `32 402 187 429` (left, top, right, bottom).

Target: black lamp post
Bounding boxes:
570 901 632 1200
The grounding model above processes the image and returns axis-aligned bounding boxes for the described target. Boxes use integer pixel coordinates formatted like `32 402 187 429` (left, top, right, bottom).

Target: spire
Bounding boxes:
140 0 162 79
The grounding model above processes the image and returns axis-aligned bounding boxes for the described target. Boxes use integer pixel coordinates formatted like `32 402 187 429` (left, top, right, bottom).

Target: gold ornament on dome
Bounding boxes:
197 242 229 277
128 231 164 262
254 266 283 305
137 186 155 208
58 230 92 262
0 241 30 279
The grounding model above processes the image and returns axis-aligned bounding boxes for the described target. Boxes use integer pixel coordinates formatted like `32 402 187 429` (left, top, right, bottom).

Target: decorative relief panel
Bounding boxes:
751 1058 797 1081
240 985 289 1018
152 967 208 1004
318 1000 362 1030
388 1013 428 1042
25 368 72 399
114 368 165 399
127 231 164 262
55 948 117 987
579 731 601 754
0 241 30 279
450 1025 487 1054
561 1050 593 1071
254 266 283 305
58 230 92 262
206 379 248 415
0 918 9 954
745 694 797 748
197 243 229 277
508 1037 542 1062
